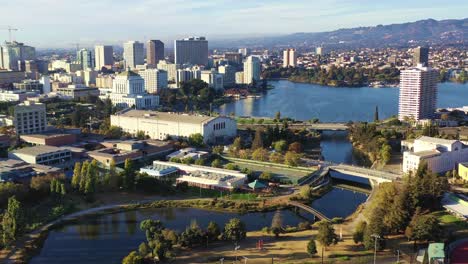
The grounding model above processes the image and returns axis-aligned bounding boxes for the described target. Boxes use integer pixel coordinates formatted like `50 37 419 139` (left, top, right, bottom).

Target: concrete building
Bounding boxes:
20 133 77 146
140 163 179 179
111 109 237 144
235 71 244 84
138 69 168 93
218 65 236 87
243 56 261 84
224 52 242 65
283 48 297 67
157 60 179 82
13 100 47 135
0 90 34 102
176 67 201 87
40 76 51 94
316 47 325 56
88 140 173 166
55 85 100 100
94 45 113 71
100 70 158 109
174 37 208 66
76 49 94 70
413 46 429 66
0 41 36 71
398 65 438 121
402 136 468 174
152 161 247 190
13 79 43 93
459 163 468 182
0 70 25 86
95 74 114 88
238 48 249 57
201 70 224 90
123 41 144 69
147 40 164 67
0 134 10 148
0 159 62 182
9 145 72 168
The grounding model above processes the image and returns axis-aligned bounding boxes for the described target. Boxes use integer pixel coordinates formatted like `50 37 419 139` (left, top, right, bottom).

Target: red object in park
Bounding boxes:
451 241 468 264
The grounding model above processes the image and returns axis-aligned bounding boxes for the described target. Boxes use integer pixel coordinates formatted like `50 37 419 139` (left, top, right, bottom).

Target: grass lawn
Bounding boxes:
228 193 259 201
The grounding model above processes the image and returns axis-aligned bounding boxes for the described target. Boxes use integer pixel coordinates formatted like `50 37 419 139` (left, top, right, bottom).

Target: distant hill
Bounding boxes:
214 18 468 49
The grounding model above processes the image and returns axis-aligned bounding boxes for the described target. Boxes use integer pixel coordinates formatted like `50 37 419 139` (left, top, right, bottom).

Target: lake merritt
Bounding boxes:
217 80 468 122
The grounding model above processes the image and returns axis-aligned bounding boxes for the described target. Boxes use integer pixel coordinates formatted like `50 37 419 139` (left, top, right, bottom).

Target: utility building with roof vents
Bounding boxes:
110 109 237 144
402 136 468 174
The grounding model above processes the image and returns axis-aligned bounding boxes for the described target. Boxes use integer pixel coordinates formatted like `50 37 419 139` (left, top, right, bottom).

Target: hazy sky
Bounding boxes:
1 0 467 48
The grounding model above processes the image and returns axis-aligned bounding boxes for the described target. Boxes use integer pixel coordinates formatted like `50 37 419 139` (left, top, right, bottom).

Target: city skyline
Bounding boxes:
1 0 468 48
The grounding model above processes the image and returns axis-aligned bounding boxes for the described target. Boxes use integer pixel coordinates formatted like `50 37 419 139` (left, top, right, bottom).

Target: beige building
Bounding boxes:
283 48 297 67
9 145 72 168
111 109 237 144
56 85 99 100
13 100 47 135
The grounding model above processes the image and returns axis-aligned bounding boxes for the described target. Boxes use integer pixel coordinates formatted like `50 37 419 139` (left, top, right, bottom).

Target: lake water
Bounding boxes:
217 81 468 122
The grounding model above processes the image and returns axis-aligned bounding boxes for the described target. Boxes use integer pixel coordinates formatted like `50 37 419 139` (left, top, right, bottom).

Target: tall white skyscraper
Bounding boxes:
139 69 168 93
398 65 438 121
243 56 261 84
174 37 208 66
123 41 144 69
94 45 114 70
218 65 236 87
283 48 297 67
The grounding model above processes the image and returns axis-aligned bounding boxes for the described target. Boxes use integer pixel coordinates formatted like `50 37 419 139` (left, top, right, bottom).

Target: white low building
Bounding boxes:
8 145 72 168
403 136 468 174
110 109 237 144
153 161 246 190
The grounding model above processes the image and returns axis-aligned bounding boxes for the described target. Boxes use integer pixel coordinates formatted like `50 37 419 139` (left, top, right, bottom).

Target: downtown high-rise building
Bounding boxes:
147 40 164 66
76 49 95 70
0 41 36 71
283 48 297 67
243 56 261 84
94 45 114 70
123 41 144 69
174 37 208 66
218 64 236 87
413 46 429 66
398 65 438 121
138 69 168 94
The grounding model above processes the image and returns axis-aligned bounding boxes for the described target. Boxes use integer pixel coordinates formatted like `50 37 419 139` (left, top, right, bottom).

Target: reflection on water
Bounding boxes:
217 81 468 122
312 187 368 219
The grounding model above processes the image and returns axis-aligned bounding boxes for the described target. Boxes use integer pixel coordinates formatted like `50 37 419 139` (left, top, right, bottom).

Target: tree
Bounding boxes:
107 159 118 191
259 171 273 181
275 111 281 121
299 185 311 200
316 220 338 259
269 152 283 163
207 221 221 241
252 148 269 162
2 196 23 247
405 214 441 242
224 163 238 170
270 210 283 238
136 130 146 140
307 239 318 256
251 129 264 150
71 162 81 189
380 143 392 165
353 221 367 244
223 218 246 243
123 159 135 190
288 142 303 153
122 251 142 264
374 106 379 122
211 159 222 168
79 161 89 192
188 133 204 147
284 151 302 167
138 242 149 257
273 140 288 152
212 145 224 155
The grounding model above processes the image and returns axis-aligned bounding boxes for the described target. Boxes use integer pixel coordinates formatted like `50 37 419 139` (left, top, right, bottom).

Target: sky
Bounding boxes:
1 0 467 48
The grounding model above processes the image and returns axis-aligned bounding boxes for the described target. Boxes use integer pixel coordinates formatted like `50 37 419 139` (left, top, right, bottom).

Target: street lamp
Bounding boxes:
371 234 381 264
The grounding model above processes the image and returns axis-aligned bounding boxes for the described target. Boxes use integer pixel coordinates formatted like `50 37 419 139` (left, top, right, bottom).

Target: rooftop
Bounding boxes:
417 136 458 145
118 70 140 78
412 150 440 158
114 109 218 124
11 145 69 156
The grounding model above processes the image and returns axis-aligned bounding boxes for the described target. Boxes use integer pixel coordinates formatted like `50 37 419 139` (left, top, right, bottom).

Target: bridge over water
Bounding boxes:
288 201 331 222
328 163 402 184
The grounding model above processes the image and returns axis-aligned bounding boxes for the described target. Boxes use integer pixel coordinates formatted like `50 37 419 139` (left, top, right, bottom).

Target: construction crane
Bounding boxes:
0 26 18 42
